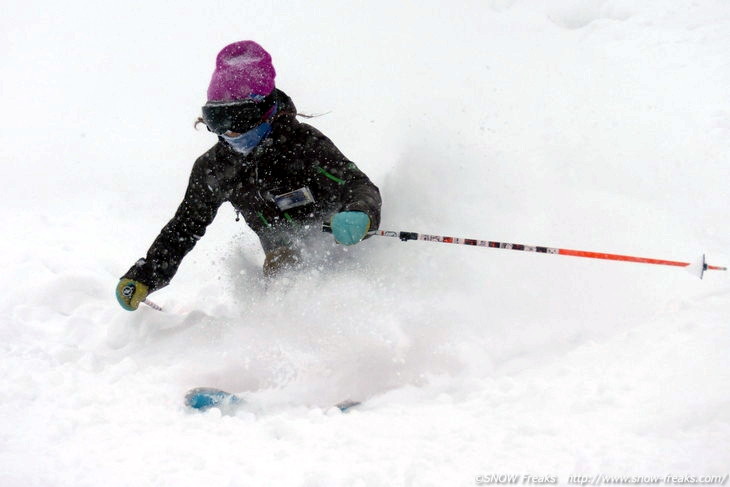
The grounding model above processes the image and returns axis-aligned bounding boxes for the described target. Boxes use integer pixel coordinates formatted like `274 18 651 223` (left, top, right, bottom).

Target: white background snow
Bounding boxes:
1 0 729 485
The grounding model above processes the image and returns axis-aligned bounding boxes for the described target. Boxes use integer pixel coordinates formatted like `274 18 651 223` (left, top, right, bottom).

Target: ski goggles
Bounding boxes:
201 91 277 135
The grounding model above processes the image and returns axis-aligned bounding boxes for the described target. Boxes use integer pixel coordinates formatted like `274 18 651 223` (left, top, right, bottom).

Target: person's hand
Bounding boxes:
116 278 149 311
330 211 370 245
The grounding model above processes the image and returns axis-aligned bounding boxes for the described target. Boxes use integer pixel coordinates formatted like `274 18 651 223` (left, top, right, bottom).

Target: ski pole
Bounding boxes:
143 298 163 311
322 224 726 279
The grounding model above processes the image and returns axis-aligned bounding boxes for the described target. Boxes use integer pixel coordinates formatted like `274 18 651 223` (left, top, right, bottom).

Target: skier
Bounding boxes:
116 40 381 311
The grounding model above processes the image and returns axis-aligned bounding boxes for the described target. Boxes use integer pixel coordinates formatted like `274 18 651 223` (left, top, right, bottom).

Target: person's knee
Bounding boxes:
263 246 302 277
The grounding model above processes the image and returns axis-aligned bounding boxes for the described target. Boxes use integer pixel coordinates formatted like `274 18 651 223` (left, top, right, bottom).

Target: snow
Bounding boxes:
1 0 729 485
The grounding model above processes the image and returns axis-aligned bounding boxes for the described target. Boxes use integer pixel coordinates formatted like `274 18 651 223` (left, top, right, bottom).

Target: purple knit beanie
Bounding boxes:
207 41 276 102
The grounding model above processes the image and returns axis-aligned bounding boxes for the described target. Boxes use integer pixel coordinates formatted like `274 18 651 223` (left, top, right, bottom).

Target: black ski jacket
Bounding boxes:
123 89 381 292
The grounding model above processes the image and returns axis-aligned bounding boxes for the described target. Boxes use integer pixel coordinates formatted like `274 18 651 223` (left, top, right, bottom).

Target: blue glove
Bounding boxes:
116 278 149 311
330 211 371 245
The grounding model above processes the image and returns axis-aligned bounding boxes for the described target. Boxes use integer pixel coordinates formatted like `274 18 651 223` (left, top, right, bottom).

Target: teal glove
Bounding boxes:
330 211 371 245
116 278 149 311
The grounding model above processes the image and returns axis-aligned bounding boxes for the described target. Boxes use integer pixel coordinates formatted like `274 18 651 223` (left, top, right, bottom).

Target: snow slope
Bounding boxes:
1 1 729 485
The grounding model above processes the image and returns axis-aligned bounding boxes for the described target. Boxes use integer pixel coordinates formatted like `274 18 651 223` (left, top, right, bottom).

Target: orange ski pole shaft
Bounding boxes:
557 248 726 272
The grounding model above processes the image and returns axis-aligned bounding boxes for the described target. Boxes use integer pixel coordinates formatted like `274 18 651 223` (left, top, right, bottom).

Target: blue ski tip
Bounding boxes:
185 387 242 411
335 400 361 412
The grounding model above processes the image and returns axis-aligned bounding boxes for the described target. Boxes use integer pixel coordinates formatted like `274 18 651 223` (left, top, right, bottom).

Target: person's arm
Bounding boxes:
301 124 382 229
122 157 223 293
334 160 382 231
